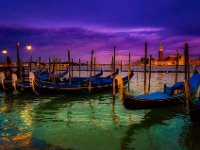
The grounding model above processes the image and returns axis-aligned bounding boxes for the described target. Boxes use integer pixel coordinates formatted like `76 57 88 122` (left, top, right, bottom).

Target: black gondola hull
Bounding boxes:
122 91 183 109
34 81 84 95
189 109 200 121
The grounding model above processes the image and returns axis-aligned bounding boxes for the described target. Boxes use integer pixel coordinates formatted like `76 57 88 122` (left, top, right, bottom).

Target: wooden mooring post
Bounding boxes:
71 58 74 78
175 50 179 83
52 58 55 83
29 56 32 72
148 54 152 93
128 52 131 92
89 50 94 93
120 60 123 72
48 58 51 81
184 43 191 113
79 58 81 78
144 42 147 95
16 42 20 79
68 50 71 84
113 47 116 100
38 57 41 81
94 57 96 76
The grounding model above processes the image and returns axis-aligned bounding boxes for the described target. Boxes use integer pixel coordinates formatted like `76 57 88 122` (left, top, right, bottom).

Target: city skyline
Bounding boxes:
0 0 200 63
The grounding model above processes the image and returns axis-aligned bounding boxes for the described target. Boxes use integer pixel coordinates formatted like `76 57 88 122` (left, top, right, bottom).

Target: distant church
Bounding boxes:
158 42 164 61
153 42 184 66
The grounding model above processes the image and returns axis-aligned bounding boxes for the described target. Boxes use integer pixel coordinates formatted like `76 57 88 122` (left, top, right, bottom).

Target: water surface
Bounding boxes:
0 70 200 150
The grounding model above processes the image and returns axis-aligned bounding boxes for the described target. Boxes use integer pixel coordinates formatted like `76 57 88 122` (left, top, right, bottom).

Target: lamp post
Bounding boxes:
16 42 20 78
16 42 32 80
1 49 8 66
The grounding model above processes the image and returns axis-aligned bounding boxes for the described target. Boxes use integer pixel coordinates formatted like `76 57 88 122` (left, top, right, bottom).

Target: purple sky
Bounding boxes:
0 0 200 63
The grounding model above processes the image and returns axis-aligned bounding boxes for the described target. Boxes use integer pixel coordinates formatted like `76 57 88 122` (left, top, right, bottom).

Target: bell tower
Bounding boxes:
158 42 163 60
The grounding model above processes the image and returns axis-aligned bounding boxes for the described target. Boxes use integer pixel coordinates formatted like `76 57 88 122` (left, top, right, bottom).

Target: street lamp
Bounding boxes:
26 44 32 51
2 49 8 54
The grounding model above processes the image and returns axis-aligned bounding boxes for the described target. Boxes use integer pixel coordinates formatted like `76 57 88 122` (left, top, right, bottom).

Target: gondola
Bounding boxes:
30 71 134 95
15 69 68 93
17 69 69 92
16 70 103 93
116 72 200 110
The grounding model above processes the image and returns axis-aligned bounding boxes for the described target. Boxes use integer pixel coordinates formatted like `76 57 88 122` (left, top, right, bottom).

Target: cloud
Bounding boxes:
0 25 199 63
1 0 200 36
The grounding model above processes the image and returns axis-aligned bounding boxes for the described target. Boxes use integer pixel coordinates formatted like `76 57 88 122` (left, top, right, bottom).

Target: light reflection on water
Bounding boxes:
0 70 200 150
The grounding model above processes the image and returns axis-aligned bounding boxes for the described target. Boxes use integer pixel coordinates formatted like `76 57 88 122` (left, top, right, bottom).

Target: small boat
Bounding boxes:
116 72 200 110
16 70 104 93
29 72 84 94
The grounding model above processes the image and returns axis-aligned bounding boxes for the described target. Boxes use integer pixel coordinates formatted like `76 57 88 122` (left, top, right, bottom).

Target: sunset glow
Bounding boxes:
0 0 199 63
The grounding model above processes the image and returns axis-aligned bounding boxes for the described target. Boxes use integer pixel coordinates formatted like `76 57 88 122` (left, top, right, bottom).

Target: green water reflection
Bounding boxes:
0 72 200 150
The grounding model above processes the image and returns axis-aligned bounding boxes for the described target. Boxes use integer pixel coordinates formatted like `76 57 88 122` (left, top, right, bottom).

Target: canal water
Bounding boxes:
0 69 200 150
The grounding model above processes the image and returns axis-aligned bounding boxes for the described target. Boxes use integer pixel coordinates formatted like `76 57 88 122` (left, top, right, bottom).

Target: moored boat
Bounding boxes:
29 71 134 95
116 72 200 110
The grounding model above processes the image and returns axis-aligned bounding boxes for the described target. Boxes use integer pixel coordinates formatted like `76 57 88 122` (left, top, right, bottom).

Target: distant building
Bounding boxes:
135 43 199 66
152 42 184 66
158 42 163 60
190 58 200 66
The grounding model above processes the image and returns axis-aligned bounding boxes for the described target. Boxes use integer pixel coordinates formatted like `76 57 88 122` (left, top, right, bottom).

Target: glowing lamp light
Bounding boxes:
2 49 8 54
26 44 32 51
